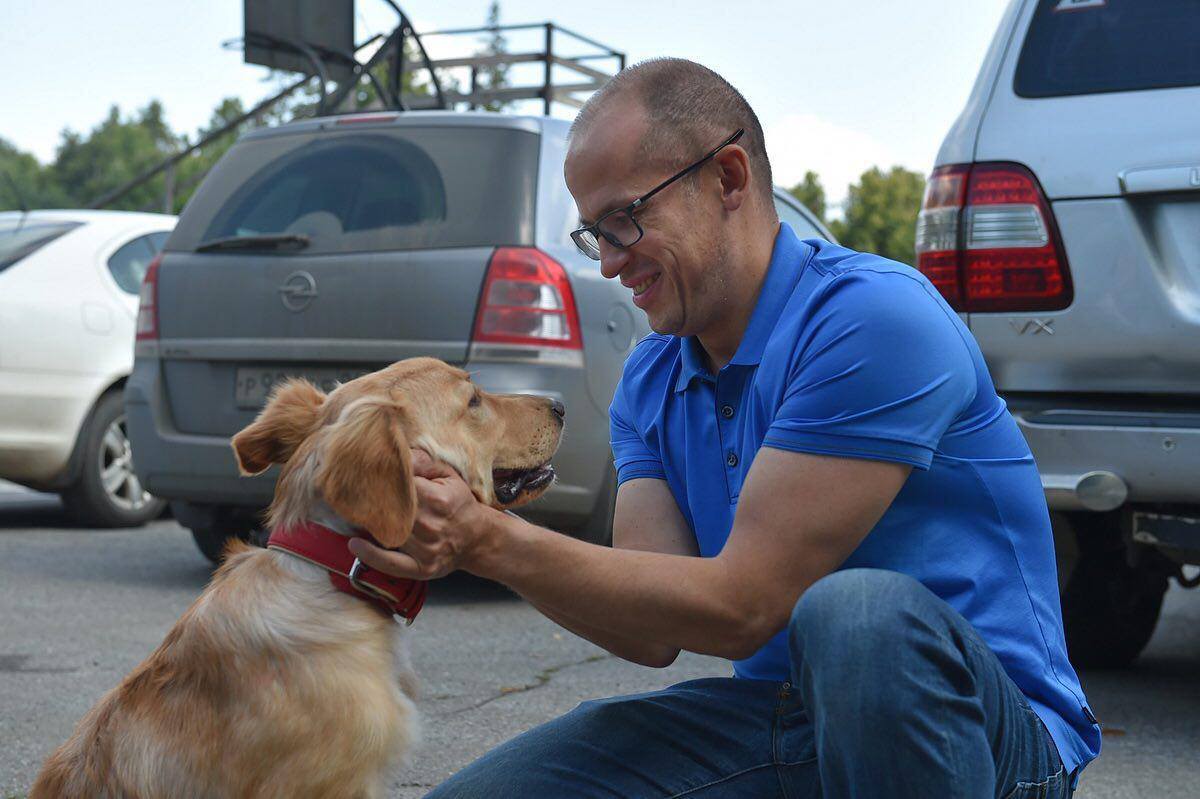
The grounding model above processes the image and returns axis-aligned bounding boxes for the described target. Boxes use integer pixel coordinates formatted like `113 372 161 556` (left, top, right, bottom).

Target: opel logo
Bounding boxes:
279 271 317 312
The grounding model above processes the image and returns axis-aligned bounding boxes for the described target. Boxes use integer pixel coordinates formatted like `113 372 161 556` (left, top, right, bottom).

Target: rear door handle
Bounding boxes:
1119 164 1200 195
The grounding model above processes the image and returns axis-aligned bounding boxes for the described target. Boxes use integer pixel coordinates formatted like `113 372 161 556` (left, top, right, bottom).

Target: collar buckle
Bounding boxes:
347 557 370 592
348 557 416 626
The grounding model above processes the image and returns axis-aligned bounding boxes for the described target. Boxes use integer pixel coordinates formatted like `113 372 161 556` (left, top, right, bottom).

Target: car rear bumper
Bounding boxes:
0 369 99 484
125 357 609 527
1007 396 1200 510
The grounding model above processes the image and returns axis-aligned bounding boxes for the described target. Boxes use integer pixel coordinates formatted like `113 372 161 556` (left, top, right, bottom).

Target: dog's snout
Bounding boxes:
549 399 566 421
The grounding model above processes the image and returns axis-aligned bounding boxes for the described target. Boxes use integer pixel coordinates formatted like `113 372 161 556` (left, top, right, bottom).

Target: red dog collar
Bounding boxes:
267 522 428 624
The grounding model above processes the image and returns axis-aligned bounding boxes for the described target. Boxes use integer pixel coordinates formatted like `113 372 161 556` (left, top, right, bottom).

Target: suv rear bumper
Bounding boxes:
125 357 608 527
1006 396 1200 510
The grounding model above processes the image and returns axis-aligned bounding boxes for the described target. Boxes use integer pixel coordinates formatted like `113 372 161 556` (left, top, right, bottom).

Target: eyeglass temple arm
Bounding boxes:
633 128 746 209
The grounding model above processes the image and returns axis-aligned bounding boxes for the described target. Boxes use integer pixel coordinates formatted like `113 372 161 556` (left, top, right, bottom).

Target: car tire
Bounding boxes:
59 391 167 528
190 524 255 566
1057 510 1168 669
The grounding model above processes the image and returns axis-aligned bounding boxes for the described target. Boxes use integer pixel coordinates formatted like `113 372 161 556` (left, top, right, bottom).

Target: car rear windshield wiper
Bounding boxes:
195 234 310 253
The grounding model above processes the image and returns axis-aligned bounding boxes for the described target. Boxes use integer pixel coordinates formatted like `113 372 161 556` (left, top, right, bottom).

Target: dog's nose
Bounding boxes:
550 399 566 420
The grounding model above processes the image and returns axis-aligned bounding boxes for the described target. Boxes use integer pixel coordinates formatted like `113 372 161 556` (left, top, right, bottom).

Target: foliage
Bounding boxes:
0 137 68 210
170 98 254 213
1 1 924 255
828 166 925 265
0 3 514 215
50 102 183 212
474 1 511 112
786 170 827 224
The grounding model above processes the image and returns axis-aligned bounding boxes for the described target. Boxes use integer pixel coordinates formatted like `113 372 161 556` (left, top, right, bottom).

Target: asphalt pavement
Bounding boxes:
1 486 1197 798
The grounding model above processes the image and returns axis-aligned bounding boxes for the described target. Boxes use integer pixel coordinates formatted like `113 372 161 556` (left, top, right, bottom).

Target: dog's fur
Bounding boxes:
31 357 562 798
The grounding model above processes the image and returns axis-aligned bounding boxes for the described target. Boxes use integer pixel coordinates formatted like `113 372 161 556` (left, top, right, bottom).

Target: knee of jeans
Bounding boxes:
789 569 928 660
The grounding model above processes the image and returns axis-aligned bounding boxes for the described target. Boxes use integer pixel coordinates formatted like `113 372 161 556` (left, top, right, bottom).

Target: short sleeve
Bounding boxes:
609 376 666 486
763 270 977 470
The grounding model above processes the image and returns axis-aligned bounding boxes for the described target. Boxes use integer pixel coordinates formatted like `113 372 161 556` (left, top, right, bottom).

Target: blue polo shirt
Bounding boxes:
609 223 1101 774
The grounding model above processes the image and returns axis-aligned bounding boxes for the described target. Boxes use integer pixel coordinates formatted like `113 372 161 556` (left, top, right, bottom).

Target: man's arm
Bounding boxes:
521 478 698 667
351 448 910 661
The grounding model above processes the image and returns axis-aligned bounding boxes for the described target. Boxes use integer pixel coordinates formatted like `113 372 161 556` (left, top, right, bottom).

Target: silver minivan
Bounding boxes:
917 0 1200 666
126 110 832 563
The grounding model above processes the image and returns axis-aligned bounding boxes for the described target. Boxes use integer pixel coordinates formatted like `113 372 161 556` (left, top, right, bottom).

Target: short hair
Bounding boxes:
570 58 775 207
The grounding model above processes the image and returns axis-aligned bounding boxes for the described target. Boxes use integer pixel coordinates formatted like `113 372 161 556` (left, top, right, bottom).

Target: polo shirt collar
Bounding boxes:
674 223 809 393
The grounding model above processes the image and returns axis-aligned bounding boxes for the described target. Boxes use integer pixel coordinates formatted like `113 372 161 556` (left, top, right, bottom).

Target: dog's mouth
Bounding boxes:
492 463 555 506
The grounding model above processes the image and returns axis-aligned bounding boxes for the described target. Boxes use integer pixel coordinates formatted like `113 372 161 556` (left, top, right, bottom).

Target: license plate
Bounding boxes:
235 366 373 409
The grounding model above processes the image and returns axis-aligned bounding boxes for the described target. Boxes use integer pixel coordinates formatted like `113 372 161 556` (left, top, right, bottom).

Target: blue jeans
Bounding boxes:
425 569 1070 798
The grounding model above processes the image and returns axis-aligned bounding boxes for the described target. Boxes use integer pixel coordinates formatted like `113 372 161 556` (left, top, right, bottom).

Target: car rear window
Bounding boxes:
0 219 82 274
1015 0 1200 98
170 125 539 255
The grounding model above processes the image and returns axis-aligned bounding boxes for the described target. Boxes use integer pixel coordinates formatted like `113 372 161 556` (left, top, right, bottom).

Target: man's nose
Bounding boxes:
598 239 631 280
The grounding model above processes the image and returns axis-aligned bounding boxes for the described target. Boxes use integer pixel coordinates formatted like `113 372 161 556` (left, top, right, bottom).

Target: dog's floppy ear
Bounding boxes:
231 379 326 475
317 399 417 548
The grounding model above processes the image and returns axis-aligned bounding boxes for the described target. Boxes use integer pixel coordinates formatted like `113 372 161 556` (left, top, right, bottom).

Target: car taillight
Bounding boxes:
470 248 583 364
915 162 1072 312
135 254 162 340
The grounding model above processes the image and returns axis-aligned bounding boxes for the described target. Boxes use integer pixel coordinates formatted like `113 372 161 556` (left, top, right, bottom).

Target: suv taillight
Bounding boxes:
471 247 583 356
136 254 162 340
915 162 1072 312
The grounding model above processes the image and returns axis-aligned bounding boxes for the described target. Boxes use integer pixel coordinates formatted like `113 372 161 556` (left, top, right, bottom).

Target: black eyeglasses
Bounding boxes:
570 128 745 261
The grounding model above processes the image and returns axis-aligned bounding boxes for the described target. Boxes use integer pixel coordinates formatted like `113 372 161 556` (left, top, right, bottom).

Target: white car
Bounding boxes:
0 209 176 526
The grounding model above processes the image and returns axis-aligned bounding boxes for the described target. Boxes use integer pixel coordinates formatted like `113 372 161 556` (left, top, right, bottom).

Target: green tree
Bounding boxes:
0 138 69 211
474 1 512 112
51 101 184 211
0 2 514 215
171 97 253 213
829 166 925 265
787 170 827 224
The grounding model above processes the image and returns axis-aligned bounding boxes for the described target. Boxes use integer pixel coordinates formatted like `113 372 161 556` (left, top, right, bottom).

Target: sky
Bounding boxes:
0 0 1013 207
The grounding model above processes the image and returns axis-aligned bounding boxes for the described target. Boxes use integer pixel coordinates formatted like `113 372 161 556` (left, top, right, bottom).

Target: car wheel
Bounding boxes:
60 391 167 527
190 524 256 566
1056 510 1169 669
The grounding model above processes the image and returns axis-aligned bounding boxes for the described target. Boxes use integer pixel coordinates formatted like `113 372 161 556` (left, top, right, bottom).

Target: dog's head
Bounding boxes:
230 358 564 547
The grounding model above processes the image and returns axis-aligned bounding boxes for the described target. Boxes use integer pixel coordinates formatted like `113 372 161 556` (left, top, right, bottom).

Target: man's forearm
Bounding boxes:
526 598 680 667
466 511 769 661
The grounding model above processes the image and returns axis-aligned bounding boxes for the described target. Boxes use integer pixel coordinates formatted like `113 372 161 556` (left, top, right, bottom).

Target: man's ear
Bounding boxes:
317 399 416 549
715 144 752 212
231 379 326 475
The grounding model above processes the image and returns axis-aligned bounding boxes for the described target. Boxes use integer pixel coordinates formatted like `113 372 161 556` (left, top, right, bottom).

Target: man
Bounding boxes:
351 59 1101 797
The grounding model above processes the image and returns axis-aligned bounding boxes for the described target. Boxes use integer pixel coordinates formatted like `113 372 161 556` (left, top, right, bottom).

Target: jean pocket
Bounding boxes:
1002 766 1068 799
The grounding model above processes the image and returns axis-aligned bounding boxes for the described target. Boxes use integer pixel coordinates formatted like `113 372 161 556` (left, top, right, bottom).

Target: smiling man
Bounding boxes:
351 58 1101 797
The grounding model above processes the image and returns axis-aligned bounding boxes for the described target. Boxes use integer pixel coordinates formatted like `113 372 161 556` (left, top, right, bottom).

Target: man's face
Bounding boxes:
564 103 730 338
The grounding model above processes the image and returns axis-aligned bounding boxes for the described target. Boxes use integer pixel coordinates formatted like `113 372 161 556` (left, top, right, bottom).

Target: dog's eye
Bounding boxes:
468 391 482 408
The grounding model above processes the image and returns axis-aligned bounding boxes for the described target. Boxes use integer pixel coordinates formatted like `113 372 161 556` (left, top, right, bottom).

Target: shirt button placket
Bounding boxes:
715 377 742 501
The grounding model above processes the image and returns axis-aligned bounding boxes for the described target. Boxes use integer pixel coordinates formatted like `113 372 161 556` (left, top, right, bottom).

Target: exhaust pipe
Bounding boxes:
1043 471 1128 512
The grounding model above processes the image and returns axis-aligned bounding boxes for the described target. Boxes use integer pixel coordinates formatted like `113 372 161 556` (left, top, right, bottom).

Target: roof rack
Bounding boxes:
396 22 625 114
90 4 624 211
242 1 625 117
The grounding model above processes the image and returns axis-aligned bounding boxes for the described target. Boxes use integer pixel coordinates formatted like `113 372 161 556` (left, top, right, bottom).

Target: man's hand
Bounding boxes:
347 449 498 580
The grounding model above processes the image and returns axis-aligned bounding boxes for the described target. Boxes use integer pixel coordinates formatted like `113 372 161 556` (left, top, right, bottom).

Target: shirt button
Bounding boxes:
721 404 735 419
726 452 739 467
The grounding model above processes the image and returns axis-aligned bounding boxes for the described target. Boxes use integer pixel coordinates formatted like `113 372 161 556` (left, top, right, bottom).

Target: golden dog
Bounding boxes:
31 357 563 798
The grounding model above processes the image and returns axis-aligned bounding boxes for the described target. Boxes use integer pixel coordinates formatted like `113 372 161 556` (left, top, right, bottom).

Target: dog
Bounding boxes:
31 357 563 798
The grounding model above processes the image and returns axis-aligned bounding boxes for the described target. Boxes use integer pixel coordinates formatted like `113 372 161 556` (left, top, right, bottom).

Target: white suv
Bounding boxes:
0 210 175 526
917 0 1200 667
